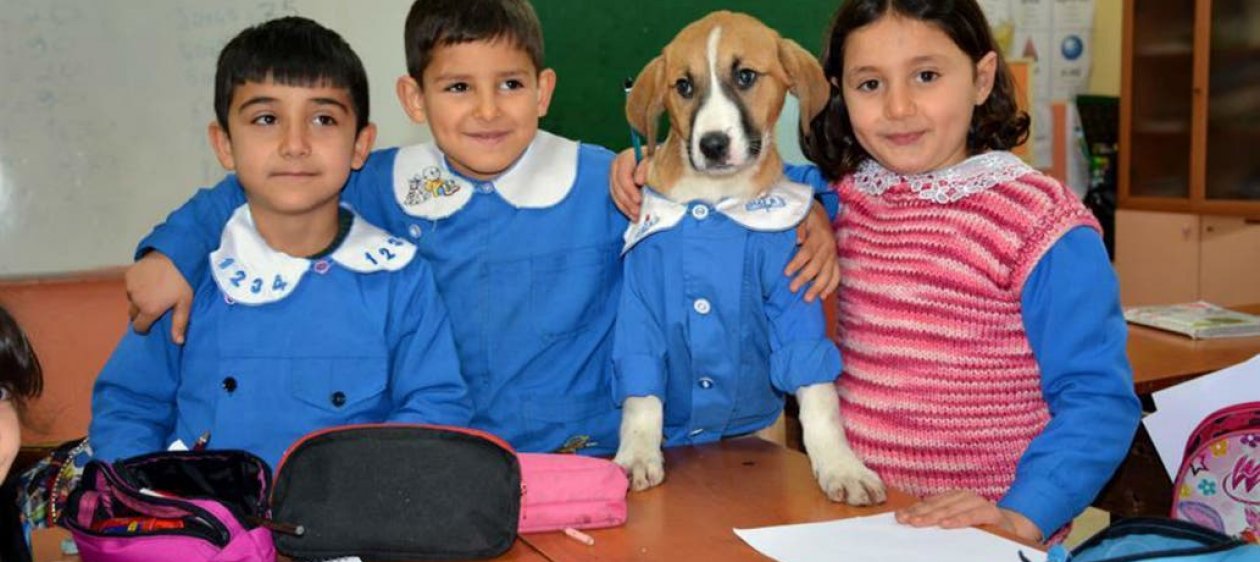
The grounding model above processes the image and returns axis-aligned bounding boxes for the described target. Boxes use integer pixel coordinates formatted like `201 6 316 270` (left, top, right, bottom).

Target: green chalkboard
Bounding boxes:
534 1 839 151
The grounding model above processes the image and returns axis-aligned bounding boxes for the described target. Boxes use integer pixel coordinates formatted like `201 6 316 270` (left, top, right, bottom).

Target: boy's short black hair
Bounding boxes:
215 16 370 134
0 306 43 417
404 0 544 83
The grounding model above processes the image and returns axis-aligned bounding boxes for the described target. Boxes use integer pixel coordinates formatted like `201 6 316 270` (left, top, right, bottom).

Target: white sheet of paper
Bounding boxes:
1144 354 1260 479
733 512 1045 562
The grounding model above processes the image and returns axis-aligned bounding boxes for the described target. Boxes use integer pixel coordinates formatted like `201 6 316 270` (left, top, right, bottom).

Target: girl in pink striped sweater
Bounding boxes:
612 0 1140 545
790 0 1140 543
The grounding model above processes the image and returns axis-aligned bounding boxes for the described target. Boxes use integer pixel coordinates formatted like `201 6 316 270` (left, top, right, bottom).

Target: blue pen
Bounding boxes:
624 78 644 162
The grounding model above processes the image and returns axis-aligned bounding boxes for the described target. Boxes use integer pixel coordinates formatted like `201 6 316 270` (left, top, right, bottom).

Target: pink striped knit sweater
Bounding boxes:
832 151 1100 501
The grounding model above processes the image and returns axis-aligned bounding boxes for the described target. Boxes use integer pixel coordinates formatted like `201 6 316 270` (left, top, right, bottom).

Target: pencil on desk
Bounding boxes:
564 527 595 546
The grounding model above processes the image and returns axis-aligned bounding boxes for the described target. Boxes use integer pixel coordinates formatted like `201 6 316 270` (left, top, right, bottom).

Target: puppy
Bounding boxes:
612 11 884 506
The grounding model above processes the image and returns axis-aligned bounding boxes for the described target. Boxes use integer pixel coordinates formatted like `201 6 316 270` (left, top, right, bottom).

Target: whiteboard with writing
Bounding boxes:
0 0 428 276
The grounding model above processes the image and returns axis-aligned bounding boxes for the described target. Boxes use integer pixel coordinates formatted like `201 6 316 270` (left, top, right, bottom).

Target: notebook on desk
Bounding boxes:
734 512 1045 562
1124 302 1260 339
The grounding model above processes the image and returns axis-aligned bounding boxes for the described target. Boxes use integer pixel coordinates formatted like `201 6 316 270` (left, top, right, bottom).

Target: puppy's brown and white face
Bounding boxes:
627 11 828 195
668 16 789 174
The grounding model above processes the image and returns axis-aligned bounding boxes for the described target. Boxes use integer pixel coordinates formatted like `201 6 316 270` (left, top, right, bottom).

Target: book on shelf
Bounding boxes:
1124 301 1260 340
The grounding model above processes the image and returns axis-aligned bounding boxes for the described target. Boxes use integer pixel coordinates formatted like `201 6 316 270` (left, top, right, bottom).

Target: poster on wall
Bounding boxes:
978 0 1094 170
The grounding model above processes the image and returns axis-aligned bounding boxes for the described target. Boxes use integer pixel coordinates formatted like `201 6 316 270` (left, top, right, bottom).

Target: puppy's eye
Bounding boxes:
735 68 758 89
674 77 694 99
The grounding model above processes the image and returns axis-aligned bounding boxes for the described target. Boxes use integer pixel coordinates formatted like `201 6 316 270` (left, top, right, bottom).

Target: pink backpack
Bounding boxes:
1171 401 1260 544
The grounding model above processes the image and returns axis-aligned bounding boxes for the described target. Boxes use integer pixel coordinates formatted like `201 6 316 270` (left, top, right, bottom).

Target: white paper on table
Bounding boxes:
733 512 1045 562
1144 354 1260 480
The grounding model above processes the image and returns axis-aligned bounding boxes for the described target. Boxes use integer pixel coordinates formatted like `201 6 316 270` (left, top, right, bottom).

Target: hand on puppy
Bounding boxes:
610 148 648 221
787 203 839 303
895 490 1043 543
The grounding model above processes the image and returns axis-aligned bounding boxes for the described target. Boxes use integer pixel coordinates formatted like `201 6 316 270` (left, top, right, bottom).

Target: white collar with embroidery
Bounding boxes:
621 179 813 254
852 151 1034 204
392 130 580 220
210 204 416 305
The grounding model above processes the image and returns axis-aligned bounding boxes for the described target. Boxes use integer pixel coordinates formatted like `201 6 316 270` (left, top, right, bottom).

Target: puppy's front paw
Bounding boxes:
813 454 886 506
616 395 666 491
614 442 665 491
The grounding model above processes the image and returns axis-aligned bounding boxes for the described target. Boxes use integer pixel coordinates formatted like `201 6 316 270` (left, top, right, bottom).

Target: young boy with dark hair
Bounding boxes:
90 16 472 468
124 0 838 455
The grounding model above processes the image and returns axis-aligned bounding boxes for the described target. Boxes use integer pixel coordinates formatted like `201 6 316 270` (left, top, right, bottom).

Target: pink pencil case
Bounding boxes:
518 452 628 533
62 451 275 562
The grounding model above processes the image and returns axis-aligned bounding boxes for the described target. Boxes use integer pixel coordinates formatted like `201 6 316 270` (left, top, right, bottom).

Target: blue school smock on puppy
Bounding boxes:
615 180 841 447
92 207 472 468
136 131 627 455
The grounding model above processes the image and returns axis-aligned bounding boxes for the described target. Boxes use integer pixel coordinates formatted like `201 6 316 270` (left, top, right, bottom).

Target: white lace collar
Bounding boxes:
210 204 417 305
392 130 580 220
622 179 813 254
852 151 1033 204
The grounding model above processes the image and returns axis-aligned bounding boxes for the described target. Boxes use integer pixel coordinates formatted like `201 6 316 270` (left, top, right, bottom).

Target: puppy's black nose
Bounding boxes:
699 132 730 162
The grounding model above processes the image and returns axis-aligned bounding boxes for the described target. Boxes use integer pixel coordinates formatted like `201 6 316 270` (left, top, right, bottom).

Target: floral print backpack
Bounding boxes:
1172 401 1260 543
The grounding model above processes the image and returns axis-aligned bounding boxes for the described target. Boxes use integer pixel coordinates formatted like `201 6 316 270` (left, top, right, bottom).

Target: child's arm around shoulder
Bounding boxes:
128 177 246 340
383 253 472 427
128 152 394 341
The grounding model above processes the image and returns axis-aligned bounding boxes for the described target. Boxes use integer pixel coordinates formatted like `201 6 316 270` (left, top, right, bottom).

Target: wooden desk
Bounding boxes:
1128 303 1260 394
34 440 1037 562
519 438 1040 561
1095 303 1260 517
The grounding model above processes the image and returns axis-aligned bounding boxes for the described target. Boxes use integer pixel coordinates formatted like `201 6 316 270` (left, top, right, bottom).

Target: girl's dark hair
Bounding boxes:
215 16 371 135
404 0 544 83
802 0 1030 181
0 306 43 416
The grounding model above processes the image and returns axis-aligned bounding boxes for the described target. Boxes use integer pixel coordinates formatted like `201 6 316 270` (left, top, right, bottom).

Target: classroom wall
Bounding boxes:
0 0 427 278
1088 0 1122 96
0 1 1125 279
0 271 129 445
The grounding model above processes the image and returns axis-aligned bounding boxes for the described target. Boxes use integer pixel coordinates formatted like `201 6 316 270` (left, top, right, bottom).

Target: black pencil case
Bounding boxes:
269 424 521 561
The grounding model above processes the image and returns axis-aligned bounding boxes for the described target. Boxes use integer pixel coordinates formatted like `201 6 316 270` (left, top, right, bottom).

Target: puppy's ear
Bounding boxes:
777 38 828 137
626 56 666 157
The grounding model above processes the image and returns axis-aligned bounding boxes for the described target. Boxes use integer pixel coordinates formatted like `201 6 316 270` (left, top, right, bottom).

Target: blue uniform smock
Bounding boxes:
615 180 842 446
136 132 628 454
92 207 472 468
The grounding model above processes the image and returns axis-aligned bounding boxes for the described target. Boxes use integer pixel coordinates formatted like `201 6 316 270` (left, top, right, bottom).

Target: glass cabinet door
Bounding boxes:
1127 0 1196 199
1205 0 1260 202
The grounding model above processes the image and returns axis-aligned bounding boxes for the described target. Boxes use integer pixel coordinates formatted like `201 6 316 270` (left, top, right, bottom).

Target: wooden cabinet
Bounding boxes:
1120 0 1260 215
1116 209 1260 306
1117 1 1260 306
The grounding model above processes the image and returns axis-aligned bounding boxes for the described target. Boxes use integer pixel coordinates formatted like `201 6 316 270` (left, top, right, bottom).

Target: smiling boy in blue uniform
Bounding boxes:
90 17 472 468
122 0 839 456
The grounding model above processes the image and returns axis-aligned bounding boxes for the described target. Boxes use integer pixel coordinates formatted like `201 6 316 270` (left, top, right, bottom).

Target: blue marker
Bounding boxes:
624 77 644 162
